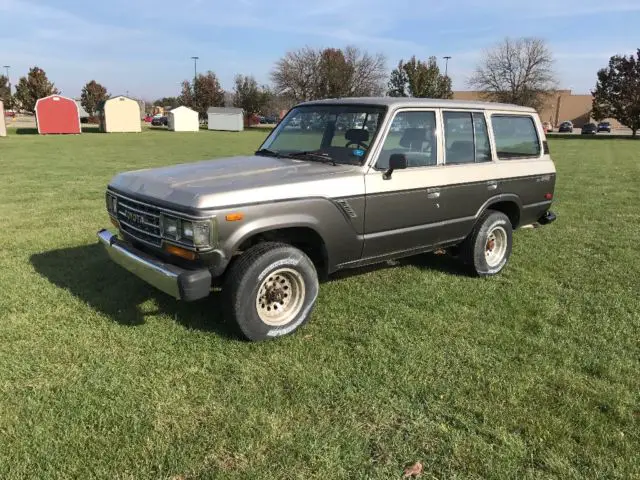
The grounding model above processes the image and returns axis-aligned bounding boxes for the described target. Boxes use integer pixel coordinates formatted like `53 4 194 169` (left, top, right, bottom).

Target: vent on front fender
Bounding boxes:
335 199 357 218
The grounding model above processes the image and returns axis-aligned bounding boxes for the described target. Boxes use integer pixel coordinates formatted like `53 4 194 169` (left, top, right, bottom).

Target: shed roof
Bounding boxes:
207 107 243 114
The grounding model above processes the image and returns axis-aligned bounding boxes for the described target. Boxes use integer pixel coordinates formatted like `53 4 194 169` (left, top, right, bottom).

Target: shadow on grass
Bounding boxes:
81 126 103 134
15 128 39 135
30 243 238 339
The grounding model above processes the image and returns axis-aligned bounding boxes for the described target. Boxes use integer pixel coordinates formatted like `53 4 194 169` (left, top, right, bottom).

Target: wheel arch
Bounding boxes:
225 217 330 279
476 194 523 229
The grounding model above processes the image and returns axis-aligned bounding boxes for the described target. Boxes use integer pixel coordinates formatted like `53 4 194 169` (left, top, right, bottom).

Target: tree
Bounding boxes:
232 75 271 119
14 66 59 113
179 70 225 118
468 37 557 111
387 56 453 98
592 49 640 137
271 45 386 101
153 97 180 109
80 80 109 116
0 75 11 109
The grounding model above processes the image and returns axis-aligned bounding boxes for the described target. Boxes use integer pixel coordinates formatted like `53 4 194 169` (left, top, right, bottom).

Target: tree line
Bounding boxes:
1 40 638 135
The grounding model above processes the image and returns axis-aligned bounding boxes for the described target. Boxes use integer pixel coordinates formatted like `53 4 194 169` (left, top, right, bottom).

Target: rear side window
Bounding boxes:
443 111 491 164
491 115 541 159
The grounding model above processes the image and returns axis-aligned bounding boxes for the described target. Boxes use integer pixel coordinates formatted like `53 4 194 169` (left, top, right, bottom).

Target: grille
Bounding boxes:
116 196 162 247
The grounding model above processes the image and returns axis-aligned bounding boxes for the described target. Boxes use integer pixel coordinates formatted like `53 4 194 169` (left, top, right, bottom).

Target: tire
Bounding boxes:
223 242 319 341
460 210 513 276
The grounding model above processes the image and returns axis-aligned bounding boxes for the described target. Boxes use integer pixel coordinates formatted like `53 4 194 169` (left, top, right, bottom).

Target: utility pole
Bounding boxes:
442 56 452 77
191 56 199 111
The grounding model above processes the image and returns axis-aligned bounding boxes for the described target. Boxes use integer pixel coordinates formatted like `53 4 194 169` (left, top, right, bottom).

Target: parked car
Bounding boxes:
98 97 557 341
151 115 168 126
597 121 611 133
581 123 598 135
4 109 16 118
542 121 553 133
558 121 573 133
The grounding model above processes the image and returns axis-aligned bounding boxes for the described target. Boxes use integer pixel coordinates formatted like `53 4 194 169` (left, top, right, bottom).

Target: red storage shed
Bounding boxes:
35 95 81 135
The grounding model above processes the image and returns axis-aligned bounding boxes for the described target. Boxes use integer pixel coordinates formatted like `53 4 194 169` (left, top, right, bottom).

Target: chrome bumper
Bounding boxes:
97 229 211 301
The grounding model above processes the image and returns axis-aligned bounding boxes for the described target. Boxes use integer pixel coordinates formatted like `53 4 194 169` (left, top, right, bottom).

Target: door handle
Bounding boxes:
487 181 498 191
426 188 440 199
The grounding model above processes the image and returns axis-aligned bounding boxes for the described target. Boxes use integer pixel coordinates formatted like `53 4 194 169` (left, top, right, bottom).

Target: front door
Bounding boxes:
362 109 442 259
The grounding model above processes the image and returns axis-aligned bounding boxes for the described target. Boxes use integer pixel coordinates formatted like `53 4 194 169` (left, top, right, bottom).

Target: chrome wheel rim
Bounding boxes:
256 268 306 326
485 226 507 267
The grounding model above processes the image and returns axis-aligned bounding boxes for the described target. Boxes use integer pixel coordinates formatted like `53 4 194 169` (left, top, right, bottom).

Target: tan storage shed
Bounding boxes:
207 107 244 132
0 101 6 137
99 96 141 133
168 106 199 132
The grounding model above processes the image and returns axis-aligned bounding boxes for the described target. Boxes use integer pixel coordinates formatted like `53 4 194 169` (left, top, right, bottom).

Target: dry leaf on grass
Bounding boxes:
403 461 423 478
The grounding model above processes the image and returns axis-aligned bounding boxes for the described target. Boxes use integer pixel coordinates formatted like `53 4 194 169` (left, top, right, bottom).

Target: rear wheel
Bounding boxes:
223 242 319 341
461 210 513 276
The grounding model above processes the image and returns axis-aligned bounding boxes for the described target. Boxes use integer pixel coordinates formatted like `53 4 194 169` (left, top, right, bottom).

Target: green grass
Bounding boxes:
0 130 639 479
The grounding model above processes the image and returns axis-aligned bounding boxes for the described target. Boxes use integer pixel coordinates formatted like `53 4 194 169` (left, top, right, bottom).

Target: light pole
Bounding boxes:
2 65 10 107
442 56 451 77
191 56 199 111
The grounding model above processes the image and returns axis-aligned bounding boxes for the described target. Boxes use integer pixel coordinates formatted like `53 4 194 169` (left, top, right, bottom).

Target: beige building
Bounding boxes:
453 90 623 129
0 100 6 137
99 96 142 133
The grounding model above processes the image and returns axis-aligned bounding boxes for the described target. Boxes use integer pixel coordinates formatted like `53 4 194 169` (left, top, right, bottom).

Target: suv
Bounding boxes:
558 121 573 133
597 121 611 133
98 98 557 341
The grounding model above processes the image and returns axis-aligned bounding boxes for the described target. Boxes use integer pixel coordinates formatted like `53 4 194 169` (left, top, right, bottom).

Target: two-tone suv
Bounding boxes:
98 98 557 341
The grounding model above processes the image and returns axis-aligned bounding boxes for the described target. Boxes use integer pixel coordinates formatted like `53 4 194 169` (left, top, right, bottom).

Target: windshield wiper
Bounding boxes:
283 151 337 166
254 148 281 157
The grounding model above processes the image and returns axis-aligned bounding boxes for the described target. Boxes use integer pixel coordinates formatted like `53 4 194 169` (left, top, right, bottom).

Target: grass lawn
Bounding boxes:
0 129 638 479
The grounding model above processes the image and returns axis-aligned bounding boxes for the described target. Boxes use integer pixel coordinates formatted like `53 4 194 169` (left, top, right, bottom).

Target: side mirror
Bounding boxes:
383 153 407 180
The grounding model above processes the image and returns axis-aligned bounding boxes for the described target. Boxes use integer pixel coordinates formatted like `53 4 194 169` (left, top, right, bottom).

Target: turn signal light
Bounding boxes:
545 193 553 200
164 244 197 261
225 212 244 222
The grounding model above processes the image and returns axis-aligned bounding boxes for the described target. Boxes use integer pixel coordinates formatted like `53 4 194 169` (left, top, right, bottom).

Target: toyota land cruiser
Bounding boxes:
98 98 557 341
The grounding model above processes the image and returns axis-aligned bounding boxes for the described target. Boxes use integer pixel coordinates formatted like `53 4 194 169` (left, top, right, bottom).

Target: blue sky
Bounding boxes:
1 0 639 100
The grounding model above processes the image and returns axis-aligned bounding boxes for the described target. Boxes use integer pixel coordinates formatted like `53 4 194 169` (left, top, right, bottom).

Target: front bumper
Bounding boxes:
97 229 211 301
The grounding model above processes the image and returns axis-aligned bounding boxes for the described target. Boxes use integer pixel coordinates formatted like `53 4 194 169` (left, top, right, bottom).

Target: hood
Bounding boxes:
108 155 364 210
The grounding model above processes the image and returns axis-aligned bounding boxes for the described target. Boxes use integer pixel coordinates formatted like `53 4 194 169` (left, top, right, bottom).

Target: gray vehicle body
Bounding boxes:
101 97 556 299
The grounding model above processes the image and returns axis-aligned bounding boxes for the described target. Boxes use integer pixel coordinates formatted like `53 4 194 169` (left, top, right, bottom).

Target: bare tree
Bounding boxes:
271 45 386 101
468 37 557 111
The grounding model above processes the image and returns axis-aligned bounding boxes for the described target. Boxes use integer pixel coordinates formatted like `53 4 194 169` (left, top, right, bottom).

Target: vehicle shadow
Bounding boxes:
328 252 469 282
30 244 238 339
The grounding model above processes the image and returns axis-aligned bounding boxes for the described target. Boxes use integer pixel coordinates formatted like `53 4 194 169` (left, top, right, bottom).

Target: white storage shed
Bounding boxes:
0 100 6 137
207 107 244 132
168 106 199 132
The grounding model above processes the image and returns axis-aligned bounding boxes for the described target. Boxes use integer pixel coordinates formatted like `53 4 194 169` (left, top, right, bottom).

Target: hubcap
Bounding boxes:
256 268 306 326
485 225 508 267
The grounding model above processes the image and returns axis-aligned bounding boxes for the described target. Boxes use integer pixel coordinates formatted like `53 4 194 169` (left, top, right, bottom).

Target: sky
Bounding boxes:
0 0 639 101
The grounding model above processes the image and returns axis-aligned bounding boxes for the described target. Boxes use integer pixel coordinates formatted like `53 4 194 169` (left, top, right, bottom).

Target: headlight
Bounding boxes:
163 216 179 240
161 215 211 247
192 222 211 246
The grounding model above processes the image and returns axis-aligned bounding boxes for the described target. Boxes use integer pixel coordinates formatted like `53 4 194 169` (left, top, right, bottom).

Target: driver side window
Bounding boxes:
376 111 437 169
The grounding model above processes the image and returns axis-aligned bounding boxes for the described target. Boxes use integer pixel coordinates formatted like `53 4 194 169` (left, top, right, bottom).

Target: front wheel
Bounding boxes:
223 242 319 341
460 210 513 276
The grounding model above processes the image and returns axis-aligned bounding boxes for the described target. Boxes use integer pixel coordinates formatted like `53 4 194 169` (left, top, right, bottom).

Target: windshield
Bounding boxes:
258 104 387 165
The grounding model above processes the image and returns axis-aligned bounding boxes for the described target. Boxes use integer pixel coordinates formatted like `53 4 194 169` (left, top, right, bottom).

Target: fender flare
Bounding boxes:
475 194 523 225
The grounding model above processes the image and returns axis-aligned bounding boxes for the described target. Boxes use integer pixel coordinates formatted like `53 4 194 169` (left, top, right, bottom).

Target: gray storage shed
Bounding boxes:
207 107 244 132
